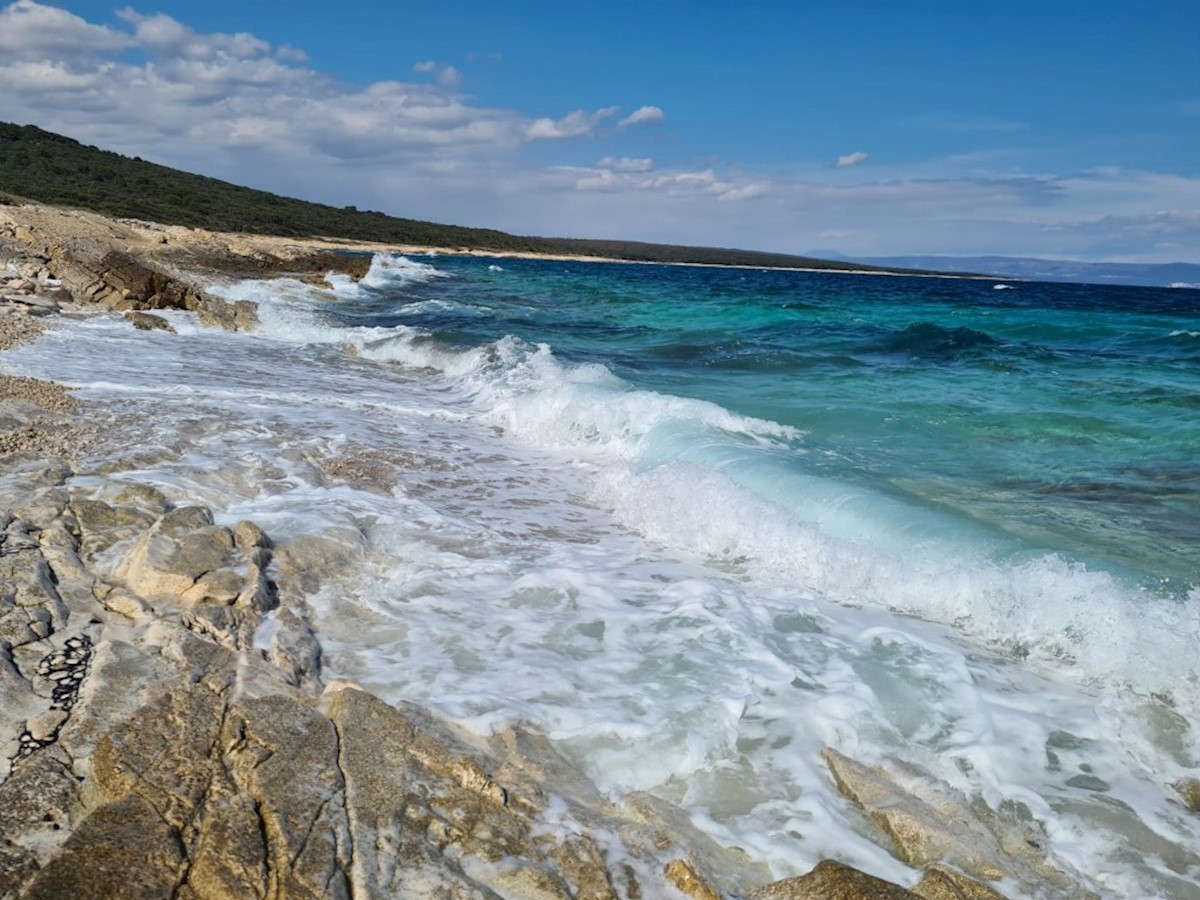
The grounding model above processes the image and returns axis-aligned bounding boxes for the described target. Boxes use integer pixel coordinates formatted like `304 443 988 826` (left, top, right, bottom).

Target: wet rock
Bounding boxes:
914 865 1010 900
821 747 1089 898
664 858 722 900
747 859 922 899
123 310 176 333
273 530 365 594
233 519 272 550
1172 777 1200 813
267 606 323 688
622 790 771 894
115 506 235 600
329 686 629 899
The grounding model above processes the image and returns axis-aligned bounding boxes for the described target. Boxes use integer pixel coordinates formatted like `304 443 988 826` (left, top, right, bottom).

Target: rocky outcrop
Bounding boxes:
821 747 1093 899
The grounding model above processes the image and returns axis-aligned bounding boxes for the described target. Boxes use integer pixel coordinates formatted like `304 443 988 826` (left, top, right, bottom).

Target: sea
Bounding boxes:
5 254 1199 897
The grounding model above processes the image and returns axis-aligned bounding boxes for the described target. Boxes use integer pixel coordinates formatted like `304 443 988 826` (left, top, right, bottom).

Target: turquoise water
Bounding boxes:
7 255 1200 895
342 257 1200 593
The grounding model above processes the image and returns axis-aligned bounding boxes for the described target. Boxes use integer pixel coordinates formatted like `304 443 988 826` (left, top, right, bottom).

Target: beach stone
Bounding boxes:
116 506 236 600
665 858 722 900
747 859 922 899
1172 777 1200 813
233 519 272 550
914 865 1010 900
124 309 176 333
25 709 68 742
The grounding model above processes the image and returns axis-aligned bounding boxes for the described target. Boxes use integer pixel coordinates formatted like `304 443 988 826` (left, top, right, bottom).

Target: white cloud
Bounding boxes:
413 60 438 73
0 0 129 56
619 105 665 127
524 107 619 140
835 151 869 168
597 156 653 172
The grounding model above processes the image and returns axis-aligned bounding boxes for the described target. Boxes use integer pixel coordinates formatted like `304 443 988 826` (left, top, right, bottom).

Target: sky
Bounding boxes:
1 0 1198 262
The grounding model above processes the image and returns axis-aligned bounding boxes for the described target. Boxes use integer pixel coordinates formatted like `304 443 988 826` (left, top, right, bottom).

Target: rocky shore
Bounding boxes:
0 200 1120 899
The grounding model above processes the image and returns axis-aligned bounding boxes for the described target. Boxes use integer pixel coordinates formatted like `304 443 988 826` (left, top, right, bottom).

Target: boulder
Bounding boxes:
115 506 245 603
914 865 1009 900
1173 777 1200 813
124 310 177 333
746 859 921 899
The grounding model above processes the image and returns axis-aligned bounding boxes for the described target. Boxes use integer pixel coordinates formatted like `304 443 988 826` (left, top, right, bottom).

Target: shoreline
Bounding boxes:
0 200 1102 899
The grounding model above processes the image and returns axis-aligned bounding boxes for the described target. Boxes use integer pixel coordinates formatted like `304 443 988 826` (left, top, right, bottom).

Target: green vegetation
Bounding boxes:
0 121 928 274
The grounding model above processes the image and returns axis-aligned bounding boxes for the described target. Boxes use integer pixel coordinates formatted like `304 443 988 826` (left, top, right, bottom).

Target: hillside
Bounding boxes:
0 121 927 274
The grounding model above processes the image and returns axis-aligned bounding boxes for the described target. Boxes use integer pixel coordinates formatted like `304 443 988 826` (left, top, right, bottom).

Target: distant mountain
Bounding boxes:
850 255 1200 289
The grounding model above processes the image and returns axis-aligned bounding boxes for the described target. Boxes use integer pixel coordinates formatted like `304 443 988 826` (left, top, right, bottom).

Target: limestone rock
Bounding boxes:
0 745 77 893
328 686 631 899
124 310 177 333
747 859 921 899
821 747 1089 898
914 865 1010 900
21 793 187 899
113 508 268 607
664 858 722 900
1172 777 1200 813
622 790 771 894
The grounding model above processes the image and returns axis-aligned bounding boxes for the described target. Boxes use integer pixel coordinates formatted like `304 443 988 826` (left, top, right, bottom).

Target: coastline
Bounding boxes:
0 200 1100 899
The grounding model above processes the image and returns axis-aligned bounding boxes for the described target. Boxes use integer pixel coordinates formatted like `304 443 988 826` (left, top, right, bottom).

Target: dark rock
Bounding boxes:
124 310 177 333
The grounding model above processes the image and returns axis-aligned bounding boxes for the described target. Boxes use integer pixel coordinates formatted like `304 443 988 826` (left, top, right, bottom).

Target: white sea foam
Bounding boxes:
4 278 1198 896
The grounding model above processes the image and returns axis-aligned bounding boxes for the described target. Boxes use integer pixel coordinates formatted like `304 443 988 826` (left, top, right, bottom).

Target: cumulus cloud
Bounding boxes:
524 106 619 140
619 105 664 127
835 151 869 168
0 0 129 56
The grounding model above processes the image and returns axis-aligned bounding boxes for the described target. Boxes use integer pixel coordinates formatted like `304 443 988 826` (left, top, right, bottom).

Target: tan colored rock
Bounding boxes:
100 588 152 620
0 745 77 891
274 530 365 594
747 859 922 899
116 506 235 600
21 793 187 899
914 865 1010 900
234 519 272 550
1173 777 1200 813
821 748 1088 898
665 858 722 900
328 686 631 899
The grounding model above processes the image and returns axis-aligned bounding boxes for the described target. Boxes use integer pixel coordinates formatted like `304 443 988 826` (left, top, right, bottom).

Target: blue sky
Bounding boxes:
2 0 1198 261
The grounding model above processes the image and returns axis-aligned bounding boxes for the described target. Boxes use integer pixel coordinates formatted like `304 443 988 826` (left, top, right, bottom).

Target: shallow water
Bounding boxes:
6 257 1199 896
